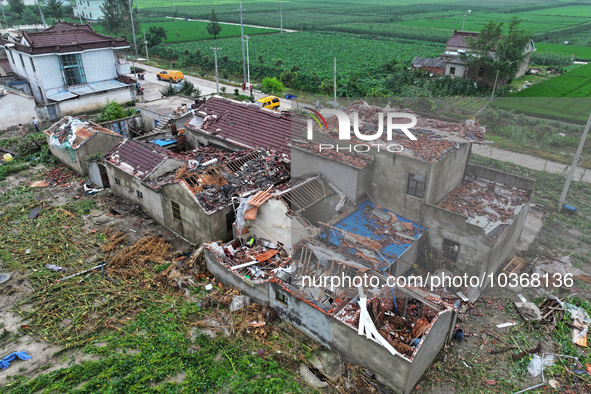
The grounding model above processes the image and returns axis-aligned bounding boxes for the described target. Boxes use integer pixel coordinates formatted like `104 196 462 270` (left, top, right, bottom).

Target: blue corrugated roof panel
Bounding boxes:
322 200 423 266
150 139 176 147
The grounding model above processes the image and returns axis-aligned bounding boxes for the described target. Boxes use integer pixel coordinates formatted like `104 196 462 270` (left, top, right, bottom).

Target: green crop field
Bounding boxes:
493 64 591 123
142 20 279 43
535 43 591 61
524 5 591 17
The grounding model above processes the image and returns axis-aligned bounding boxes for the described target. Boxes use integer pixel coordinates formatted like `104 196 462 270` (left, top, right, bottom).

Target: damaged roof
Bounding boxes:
321 200 423 268
185 97 294 157
436 177 532 238
290 140 373 169
412 57 445 69
104 140 183 181
45 116 122 149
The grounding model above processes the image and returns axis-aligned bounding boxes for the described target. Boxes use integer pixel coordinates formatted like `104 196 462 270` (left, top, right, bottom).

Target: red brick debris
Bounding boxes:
437 180 531 222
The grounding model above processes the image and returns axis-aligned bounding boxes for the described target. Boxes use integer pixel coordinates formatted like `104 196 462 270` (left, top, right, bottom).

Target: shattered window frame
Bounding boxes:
137 190 143 199
441 238 460 262
449 66 456 75
114 177 121 185
478 67 484 77
276 290 288 305
171 201 182 222
225 209 235 233
407 173 425 198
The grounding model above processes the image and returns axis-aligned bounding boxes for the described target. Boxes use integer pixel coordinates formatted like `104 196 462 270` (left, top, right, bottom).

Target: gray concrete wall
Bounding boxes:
186 129 246 152
465 164 536 191
423 204 493 276
243 199 293 250
369 152 427 223
270 282 333 346
147 159 186 180
404 309 457 393
47 142 85 175
291 146 369 201
330 317 411 393
204 247 271 306
486 201 531 277
0 92 37 130
75 132 123 176
426 143 470 205
56 89 134 118
105 166 166 226
391 238 421 276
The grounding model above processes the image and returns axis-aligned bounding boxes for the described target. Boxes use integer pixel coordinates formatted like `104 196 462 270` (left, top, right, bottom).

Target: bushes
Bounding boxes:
94 101 134 123
531 52 573 67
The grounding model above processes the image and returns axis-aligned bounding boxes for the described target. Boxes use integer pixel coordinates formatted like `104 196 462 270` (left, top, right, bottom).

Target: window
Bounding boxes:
30 58 36 72
171 201 182 222
276 291 288 305
8 51 14 64
478 67 484 77
441 239 460 262
407 173 425 198
59 53 86 86
449 66 455 75
137 190 143 199
19 53 25 68
115 177 121 185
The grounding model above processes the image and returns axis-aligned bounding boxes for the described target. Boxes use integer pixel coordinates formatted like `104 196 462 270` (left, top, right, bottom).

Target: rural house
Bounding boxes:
291 102 534 283
0 85 38 130
44 116 123 176
412 30 535 84
1 22 134 121
72 0 106 21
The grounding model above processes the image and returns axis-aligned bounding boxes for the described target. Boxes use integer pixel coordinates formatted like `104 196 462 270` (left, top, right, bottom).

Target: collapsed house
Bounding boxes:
44 116 123 176
103 141 290 245
292 101 534 284
204 198 456 393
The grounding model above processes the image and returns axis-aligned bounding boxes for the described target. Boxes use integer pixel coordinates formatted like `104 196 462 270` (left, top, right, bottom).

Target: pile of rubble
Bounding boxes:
437 179 531 223
219 241 290 283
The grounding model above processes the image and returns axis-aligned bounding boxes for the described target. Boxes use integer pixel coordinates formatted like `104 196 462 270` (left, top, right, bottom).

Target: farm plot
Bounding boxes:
153 32 444 81
534 43 591 61
142 20 279 43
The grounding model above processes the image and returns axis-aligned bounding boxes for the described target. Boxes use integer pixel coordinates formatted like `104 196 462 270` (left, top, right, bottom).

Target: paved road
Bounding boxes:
132 63 292 110
164 17 299 32
471 144 591 184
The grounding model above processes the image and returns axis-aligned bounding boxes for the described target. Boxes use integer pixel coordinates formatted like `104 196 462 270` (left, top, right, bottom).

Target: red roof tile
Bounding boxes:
187 97 294 157
2 23 128 55
104 140 180 181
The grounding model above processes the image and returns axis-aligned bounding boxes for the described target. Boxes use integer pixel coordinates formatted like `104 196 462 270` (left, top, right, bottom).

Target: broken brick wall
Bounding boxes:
465 164 536 191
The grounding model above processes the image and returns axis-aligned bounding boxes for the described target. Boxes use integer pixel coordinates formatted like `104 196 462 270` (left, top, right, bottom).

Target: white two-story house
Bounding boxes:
1 22 134 120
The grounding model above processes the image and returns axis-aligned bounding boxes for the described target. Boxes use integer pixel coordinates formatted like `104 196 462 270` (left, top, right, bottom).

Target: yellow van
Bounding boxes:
256 95 280 110
157 70 184 83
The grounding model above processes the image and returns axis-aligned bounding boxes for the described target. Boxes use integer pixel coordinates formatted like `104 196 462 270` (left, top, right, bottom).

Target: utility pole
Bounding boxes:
35 0 47 28
490 69 500 101
211 47 221 95
461 10 471 31
1 2 8 28
244 35 250 85
239 2 247 86
557 111 591 211
128 0 139 76
280 6 283 32
333 57 337 105
143 29 149 63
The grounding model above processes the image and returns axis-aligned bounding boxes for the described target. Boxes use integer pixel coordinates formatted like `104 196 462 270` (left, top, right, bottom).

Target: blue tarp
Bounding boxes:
150 139 176 147
321 200 423 266
0 351 32 369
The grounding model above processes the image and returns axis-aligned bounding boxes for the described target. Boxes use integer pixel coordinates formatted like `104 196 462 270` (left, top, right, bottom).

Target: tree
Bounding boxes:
99 0 140 40
8 0 24 14
261 77 284 94
22 7 41 24
465 18 531 81
207 10 221 39
146 26 167 47
45 0 64 18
